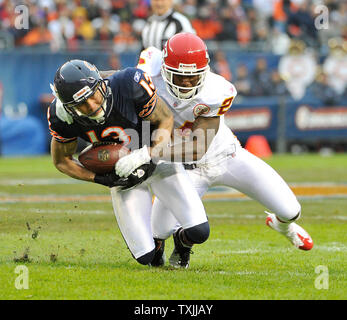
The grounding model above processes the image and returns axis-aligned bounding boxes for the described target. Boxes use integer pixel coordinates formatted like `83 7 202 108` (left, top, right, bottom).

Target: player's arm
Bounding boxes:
152 116 220 163
185 115 220 161
145 97 174 157
51 139 96 182
159 91 236 162
51 139 125 187
114 96 174 178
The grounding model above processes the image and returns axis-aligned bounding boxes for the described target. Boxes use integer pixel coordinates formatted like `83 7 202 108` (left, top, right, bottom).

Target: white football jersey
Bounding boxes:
137 47 239 165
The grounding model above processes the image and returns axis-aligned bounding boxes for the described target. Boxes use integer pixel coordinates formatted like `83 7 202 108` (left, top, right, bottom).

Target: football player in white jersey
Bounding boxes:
137 33 314 268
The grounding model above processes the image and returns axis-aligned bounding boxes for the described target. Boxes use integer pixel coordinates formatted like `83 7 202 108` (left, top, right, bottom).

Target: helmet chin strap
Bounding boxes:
88 100 107 123
74 99 107 124
74 83 110 124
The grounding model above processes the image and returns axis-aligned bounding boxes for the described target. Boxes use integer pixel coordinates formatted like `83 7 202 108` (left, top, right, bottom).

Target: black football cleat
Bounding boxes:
169 228 193 269
149 238 166 267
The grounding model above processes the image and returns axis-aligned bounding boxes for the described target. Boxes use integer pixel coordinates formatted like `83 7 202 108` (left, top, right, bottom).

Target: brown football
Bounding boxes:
78 142 130 174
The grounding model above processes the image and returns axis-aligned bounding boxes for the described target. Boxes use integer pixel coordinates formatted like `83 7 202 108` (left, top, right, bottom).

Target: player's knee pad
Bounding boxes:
136 249 155 265
184 221 210 244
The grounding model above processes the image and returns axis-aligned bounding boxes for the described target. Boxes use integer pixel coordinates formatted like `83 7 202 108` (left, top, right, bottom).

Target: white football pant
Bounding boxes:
152 144 301 239
110 161 207 259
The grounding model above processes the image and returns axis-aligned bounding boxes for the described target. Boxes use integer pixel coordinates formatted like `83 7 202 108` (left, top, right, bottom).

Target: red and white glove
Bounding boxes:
115 146 151 178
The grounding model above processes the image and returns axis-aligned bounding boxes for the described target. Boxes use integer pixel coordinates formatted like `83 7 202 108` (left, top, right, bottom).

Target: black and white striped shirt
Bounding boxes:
141 9 195 50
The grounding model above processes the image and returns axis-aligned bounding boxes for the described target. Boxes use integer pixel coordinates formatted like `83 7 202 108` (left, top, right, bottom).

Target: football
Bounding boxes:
78 142 130 174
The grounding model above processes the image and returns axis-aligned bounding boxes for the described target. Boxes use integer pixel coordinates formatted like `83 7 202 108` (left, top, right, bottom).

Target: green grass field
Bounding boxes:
0 154 346 300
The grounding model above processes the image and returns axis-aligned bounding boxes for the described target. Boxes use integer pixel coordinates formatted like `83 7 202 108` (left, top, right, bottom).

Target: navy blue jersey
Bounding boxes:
47 68 157 150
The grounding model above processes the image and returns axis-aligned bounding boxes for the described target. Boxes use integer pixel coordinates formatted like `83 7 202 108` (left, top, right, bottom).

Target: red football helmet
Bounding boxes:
161 33 210 100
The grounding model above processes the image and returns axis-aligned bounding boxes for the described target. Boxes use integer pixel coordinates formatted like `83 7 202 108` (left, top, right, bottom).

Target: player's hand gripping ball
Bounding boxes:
78 142 130 174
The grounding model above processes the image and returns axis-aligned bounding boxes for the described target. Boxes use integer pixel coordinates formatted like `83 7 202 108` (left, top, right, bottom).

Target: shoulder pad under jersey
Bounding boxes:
47 99 77 143
107 67 158 119
137 47 163 77
195 72 237 117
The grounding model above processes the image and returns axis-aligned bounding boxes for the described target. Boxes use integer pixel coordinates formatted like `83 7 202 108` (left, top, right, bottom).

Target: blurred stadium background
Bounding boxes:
0 0 346 156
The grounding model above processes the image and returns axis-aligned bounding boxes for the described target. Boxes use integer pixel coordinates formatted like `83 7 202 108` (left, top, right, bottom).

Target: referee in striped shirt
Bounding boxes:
141 0 195 50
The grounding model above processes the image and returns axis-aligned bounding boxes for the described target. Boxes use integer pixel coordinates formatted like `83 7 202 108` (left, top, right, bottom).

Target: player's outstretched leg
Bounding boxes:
149 238 166 267
265 212 313 250
218 147 313 251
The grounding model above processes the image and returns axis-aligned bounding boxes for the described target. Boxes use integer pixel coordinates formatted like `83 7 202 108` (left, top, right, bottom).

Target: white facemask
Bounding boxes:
161 65 209 101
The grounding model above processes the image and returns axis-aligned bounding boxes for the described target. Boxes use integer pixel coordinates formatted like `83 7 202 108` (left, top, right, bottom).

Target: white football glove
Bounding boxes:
115 145 151 178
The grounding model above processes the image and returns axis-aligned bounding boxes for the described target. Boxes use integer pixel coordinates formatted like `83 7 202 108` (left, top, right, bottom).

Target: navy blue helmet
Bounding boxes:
53 59 113 126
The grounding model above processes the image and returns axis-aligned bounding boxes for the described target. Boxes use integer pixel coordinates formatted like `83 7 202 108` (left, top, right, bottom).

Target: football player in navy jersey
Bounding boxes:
48 59 210 267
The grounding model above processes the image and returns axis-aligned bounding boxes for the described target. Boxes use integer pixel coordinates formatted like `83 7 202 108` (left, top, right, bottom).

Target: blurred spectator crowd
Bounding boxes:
0 0 346 103
0 0 346 52
230 36 347 103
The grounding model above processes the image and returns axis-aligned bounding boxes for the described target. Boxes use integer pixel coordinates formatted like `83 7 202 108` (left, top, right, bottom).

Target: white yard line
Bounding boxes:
0 194 110 203
1 204 347 221
0 178 84 186
209 240 347 252
0 206 109 215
